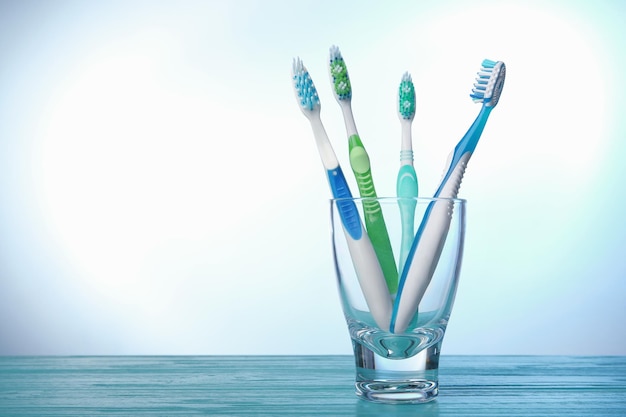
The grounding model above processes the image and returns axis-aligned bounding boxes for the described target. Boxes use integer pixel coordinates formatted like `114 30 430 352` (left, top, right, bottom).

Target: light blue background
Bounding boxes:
1 0 625 355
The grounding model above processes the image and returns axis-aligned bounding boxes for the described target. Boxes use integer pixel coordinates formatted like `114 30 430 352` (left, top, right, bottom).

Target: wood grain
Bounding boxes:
1 356 625 416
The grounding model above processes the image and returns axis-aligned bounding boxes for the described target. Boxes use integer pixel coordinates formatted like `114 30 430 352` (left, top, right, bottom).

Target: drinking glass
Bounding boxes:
330 197 465 404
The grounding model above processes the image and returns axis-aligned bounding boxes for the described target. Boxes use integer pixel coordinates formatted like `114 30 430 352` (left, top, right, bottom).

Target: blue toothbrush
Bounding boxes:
391 59 507 333
291 57 393 330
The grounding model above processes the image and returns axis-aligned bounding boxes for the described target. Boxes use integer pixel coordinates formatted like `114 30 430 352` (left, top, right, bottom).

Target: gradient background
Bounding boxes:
1 0 624 355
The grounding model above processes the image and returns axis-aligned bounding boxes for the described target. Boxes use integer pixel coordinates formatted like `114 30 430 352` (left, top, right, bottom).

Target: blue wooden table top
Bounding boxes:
1 355 625 416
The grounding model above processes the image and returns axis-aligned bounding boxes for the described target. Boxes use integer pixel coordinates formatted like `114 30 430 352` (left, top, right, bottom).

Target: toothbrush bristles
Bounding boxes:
469 59 506 107
398 71 415 120
329 45 352 100
292 57 320 112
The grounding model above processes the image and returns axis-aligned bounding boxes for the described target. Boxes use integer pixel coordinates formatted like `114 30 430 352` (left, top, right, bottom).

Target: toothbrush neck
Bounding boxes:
455 105 492 156
310 114 340 170
341 104 358 136
400 122 413 152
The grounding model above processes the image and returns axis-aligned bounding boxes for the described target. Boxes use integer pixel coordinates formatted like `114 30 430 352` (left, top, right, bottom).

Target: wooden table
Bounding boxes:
1 355 625 416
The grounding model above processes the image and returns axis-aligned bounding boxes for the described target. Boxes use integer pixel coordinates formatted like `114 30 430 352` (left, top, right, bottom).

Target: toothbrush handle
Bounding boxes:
391 105 493 333
348 134 399 294
327 166 393 330
396 164 418 274
391 198 453 333
391 151 470 333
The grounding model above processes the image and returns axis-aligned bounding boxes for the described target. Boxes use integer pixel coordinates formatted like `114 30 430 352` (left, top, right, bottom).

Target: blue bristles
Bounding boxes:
292 58 320 111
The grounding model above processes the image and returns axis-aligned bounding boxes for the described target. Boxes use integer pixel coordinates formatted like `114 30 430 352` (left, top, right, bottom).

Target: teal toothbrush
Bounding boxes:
396 72 418 275
328 45 398 295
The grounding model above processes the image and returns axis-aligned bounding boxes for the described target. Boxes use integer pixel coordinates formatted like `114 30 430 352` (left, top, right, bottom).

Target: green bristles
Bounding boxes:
398 72 415 120
329 46 352 100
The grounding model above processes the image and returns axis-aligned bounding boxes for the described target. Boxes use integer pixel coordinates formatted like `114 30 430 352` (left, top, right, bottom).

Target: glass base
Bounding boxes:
356 379 438 404
353 341 441 404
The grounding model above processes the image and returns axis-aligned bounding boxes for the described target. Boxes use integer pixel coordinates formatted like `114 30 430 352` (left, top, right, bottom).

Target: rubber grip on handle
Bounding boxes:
327 167 362 240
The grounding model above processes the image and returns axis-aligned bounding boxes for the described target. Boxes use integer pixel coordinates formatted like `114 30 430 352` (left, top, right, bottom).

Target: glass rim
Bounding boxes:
330 196 467 204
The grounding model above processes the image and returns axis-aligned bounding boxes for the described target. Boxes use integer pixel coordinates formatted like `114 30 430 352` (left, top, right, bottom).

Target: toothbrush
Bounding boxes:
396 72 419 275
328 45 399 295
291 57 393 330
391 59 506 333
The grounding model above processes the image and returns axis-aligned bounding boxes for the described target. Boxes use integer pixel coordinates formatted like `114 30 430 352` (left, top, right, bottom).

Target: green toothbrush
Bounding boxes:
328 45 398 294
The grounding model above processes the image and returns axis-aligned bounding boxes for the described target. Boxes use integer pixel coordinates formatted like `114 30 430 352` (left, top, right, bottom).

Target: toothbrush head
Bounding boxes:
292 57 321 116
328 45 352 101
398 71 416 120
470 59 506 108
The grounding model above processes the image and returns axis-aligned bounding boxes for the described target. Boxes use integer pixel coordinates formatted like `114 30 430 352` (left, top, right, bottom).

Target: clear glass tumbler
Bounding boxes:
330 197 465 404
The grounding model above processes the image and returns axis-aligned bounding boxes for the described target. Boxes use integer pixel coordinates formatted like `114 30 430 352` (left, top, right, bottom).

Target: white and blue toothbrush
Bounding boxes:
391 59 507 333
291 57 393 330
